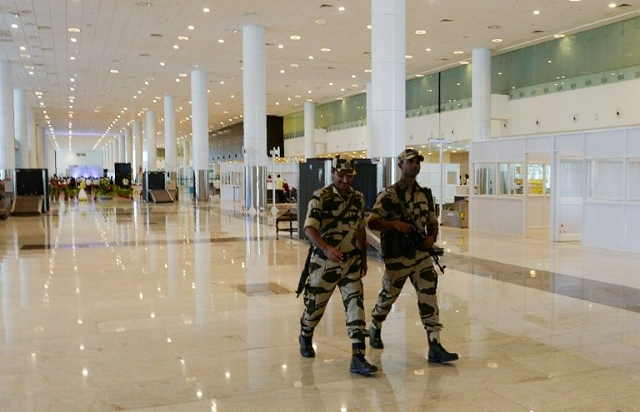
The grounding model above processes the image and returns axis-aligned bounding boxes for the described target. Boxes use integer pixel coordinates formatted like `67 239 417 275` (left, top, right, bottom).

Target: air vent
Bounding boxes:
265 42 274 46
440 18 453 22
532 30 544 33
37 26 51 30
139 53 150 57
150 33 162 37
618 3 632 6
362 51 371 55
327 66 336 69
438 58 450 61
320 4 334 7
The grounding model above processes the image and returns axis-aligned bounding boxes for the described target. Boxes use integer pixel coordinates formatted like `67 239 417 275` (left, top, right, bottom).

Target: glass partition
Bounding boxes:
586 159 623 201
474 164 495 195
628 159 640 201
498 163 524 195
527 163 551 195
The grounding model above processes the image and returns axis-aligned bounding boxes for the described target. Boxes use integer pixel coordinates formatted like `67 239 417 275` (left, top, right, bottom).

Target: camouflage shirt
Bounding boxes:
369 180 438 230
304 184 365 253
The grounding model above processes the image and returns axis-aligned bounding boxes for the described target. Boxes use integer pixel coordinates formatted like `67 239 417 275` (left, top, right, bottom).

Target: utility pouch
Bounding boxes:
381 230 417 259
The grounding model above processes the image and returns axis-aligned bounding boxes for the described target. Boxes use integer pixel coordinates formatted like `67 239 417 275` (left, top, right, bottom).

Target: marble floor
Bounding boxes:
1 195 640 411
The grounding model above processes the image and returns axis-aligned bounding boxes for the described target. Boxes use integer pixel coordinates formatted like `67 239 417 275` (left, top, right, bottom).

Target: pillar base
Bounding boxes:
0 169 15 194
193 169 209 201
379 157 399 189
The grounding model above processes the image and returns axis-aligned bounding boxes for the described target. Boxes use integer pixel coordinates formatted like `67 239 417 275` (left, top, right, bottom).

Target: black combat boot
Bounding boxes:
350 342 378 376
369 325 384 349
299 334 315 358
427 330 458 363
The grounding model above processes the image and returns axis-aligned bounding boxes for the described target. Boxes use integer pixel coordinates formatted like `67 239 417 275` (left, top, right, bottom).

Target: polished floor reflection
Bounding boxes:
1 196 640 411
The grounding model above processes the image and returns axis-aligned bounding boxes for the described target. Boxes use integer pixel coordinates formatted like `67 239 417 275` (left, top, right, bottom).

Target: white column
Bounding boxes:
366 82 373 156
191 70 209 200
132 120 142 180
0 61 14 173
182 139 190 174
118 131 126 163
164 94 177 173
36 126 45 168
472 48 491 142
242 25 268 167
145 110 156 171
27 107 36 168
125 127 133 164
111 140 117 171
371 0 405 158
304 101 315 159
14 89 28 168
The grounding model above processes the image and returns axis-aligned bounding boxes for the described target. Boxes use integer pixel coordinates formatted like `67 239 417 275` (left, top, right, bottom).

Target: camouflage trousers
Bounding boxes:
300 253 366 345
371 249 441 332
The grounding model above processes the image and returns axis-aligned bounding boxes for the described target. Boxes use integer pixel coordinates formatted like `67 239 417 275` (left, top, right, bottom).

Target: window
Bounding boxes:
474 164 495 195
629 159 640 201
586 159 623 201
498 163 523 195
527 163 550 195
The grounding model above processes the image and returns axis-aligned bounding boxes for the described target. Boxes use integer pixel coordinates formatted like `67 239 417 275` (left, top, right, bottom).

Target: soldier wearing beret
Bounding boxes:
368 148 458 363
299 154 378 376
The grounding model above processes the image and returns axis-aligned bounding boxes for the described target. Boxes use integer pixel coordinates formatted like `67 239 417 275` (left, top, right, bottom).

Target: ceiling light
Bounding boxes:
364 69 371 73
173 44 179 49
492 38 503 43
533 10 540 14
20 54 30 59
68 27 80 33
460 61 470 65
188 25 195 30
453 50 464 54
415 30 426 35
25 65 34 70
405 55 413 59
179 73 187 77
19 46 26 51
308 55 314 59
416 74 425 77
425 48 432 52
28 71 34 75
70 38 77 42
217 39 225 44
70 78 75 82
178 36 189 41
321 48 331 52
110 69 119 74
366 24 372 29
554 34 565 38
280 69 285 73
203 7 210 12
70 87 75 91
609 3 617 7
338 6 345 11
160 62 165 66
290 63 299 67
278 44 284 49
329 82 334 86
290 35 301 40
11 24 18 29
70 56 76 60
315 19 326 24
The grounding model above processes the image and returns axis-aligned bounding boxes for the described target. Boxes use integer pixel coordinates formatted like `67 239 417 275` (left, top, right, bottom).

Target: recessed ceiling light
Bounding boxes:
308 55 314 59
460 61 469 65
338 6 345 11
554 34 565 38
492 38 503 43
290 63 299 67
364 69 371 73
405 54 413 59
70 56 76 60
321 48 331 52
416 74 425 77
110 69 119 74
415 30 426 35
533 10 541 14
188 25 195 30
25 65 34 70
68 27 80 33
217 39 224 44
28 71 34 75
70 37 77 42
278 44 284 49
19 46 26 51
453 50 464 54
178 36 189 41
315 19 326 24
280 69 285 73
173 44 179 49
11 24 18 29
160 62 165 66
179 73 187 77
329 82 334 86
609 3 617 7
290 35 301 40
425 48 432 52
203 7 210 12
366 24 372 30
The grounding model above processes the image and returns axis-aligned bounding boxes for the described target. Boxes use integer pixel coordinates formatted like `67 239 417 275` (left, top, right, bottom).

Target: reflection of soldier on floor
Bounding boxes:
298 154 378 376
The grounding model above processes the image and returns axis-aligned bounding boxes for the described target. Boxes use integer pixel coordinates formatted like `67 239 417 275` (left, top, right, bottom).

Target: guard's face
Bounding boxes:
332 169 355 191
399 158 421 178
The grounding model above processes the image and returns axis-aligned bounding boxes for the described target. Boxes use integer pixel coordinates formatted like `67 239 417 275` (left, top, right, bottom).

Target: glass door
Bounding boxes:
554 153 584 242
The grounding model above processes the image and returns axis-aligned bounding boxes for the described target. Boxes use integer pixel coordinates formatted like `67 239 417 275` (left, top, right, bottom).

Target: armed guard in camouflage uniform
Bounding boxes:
368 148 458 363
298 154 378 376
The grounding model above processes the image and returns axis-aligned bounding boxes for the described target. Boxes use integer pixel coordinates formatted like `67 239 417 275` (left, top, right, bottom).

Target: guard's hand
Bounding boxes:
394 221 414 234
325 246 343 263
422 235 436 249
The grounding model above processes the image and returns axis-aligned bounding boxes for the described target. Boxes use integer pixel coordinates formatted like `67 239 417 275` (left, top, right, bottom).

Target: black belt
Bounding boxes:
313 248 362 260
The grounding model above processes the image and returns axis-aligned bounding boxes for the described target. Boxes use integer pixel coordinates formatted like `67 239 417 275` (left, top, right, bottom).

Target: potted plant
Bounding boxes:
95 180 115 201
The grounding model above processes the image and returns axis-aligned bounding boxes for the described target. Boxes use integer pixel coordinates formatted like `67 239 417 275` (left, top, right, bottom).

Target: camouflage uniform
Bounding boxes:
370 179 442 333
300 184 367 349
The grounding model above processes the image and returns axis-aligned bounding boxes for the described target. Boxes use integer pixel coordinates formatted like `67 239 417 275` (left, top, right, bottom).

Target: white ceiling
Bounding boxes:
0 0 638 150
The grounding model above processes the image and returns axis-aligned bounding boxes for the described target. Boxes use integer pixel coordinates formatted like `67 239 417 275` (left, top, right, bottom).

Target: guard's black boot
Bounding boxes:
369 325 384 349
428 342 459 363
350 355 378 376
299 334 315 358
